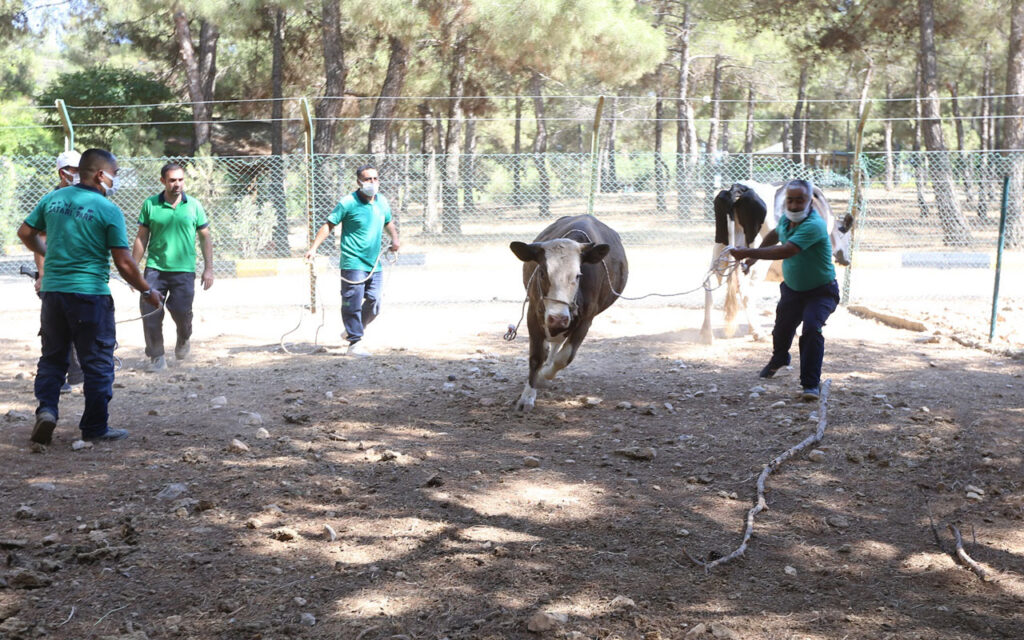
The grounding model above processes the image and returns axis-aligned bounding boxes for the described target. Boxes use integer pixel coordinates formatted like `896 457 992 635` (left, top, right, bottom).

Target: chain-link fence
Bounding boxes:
2 150 1021 343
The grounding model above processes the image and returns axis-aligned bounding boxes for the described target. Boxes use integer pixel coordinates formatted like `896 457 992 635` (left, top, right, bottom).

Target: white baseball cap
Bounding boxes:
56 150 81 170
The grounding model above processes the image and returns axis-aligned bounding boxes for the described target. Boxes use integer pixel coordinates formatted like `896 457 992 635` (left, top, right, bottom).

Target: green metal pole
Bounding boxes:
989 175 1010 342
55 99 74 151
300 97 316 313
587 95 605 216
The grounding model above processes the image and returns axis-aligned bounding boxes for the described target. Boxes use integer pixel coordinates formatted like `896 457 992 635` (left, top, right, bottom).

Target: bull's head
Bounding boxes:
510 239 610 334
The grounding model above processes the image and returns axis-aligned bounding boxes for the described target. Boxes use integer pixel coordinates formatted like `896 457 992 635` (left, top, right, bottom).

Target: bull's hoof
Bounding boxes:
750 330 765 342
515 386 537 412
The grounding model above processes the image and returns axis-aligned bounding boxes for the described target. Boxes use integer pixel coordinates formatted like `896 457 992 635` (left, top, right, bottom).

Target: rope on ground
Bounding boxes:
682 379 832 572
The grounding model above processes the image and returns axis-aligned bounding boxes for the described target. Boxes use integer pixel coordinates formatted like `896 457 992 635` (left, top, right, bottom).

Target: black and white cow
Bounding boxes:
699 180 853 344
510 215 628 412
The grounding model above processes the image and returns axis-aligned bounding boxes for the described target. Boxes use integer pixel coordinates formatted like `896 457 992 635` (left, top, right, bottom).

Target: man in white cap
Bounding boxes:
31 150 85 393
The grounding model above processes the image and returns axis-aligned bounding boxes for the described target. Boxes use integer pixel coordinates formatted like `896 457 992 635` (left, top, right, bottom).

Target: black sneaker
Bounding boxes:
83 428 129 442
759 363 783 378
174 340 190 361
801 387 820 402
31 411 57 445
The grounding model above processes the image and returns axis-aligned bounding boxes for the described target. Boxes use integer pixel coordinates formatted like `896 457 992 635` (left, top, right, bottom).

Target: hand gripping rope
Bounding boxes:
504 236 740 341
280 238 398 354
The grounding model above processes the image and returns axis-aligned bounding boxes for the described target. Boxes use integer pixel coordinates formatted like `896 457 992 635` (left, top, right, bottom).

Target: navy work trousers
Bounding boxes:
765 280 840 390
340 270 383 344
35 292 117 438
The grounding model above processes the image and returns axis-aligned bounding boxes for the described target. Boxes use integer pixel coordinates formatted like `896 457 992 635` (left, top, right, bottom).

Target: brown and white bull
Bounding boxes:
509 215 628 412
700 180 853 344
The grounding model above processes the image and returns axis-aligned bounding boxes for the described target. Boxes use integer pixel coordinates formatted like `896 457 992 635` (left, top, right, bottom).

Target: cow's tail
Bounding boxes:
713 190 732 245
723 268 740 337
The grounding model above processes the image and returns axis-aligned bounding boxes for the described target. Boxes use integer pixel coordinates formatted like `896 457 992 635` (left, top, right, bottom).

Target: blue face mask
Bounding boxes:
100 170 121 197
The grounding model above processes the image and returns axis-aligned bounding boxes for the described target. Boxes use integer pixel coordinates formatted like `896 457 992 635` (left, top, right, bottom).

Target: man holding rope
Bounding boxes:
305 164 399 357
18 148 163 444
727 179 839 402
133 162 214 372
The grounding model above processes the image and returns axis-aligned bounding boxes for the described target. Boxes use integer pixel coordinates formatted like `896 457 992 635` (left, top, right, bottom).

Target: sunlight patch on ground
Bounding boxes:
457 524 542 544
432 475 601 521
331 589 422 619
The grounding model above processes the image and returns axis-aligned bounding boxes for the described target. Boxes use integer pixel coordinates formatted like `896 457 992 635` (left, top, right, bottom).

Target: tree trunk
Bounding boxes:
440 35 467 235
674 2 693 218
654 90 667 215
782 121 791 154
531 72 551 218
884 81 895 190
744 88 755 175
462 117 477 215
314 0 346 154
198 21 218 106
513 95 523 207
172 9 212 152
603 96 618 192
791 65 808 164
913 64 930 218
419 104 440 234
918 0 971 245
367 36 409 156
705 55 723 155
269 7 288 257
1005 0 1024 247
976 47 992 219
948 80 974 207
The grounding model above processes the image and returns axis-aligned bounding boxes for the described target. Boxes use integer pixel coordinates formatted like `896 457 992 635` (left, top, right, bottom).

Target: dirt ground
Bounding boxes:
1 296 1023 640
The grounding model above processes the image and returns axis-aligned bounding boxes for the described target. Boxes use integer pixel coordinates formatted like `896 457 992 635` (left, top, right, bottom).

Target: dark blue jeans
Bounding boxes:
766 280 840 390
140 268 195 358
340 270 383 344
36 292 117 438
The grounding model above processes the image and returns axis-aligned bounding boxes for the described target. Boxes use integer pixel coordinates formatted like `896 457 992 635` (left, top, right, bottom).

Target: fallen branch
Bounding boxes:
949 524 990 582
683 379 831 571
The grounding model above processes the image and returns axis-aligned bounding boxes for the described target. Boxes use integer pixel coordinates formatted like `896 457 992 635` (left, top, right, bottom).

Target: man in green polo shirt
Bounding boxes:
728 179 840 401
305 164 400 357
18 148 163 444
133 162 214 371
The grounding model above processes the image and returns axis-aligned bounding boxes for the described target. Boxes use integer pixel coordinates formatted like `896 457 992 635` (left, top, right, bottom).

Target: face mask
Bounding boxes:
72 173 80 185
100 170 121 197
359 181 379 198
60 169 77 185
785 204 810 223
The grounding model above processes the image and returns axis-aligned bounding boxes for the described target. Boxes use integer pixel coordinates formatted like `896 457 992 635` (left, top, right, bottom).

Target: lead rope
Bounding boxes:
503 232 741 341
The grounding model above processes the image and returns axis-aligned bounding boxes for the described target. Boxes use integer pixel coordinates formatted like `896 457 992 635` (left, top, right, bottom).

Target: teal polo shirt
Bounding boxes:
138 192 209 272
24 185 130 295
777 210 836 291
327 191 392 272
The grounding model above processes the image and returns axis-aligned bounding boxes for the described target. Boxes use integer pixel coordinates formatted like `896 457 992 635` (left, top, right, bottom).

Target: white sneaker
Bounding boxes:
346 342 370 357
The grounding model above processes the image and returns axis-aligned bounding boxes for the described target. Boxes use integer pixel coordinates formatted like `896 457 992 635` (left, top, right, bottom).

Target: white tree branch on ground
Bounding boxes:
683 379 832 572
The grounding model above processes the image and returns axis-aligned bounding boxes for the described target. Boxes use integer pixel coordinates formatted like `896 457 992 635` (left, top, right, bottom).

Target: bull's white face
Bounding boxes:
538 239 585 334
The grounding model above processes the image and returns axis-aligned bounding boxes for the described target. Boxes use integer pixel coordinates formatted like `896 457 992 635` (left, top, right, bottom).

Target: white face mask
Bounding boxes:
785 203 810 223
359 180 379 198
60 169 78 185
100 170 121 197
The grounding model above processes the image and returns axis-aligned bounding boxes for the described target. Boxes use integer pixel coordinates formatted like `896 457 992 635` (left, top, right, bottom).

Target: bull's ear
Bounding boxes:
582 243 610 264
510 241 541 263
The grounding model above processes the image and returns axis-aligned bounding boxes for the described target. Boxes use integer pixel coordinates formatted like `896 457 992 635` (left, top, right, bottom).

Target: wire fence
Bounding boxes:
2 150 1021 344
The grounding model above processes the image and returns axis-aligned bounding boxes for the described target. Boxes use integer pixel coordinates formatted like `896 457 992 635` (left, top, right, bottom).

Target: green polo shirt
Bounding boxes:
777 210 836 291
25 185 130 295
327 191 392 272
138 192 209 272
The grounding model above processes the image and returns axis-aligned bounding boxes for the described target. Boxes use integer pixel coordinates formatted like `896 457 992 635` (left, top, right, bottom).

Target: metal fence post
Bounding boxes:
55 99 74 151
990 175 1010 342
587 95 604 216
300 97 316 313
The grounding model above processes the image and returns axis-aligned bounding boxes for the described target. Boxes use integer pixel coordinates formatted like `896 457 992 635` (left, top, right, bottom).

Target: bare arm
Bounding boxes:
198 226 214 290
304 222 336 260
112 248 162 307
18 223 46 256
730 241 801 262
385 221 400 252
132 226 150 264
